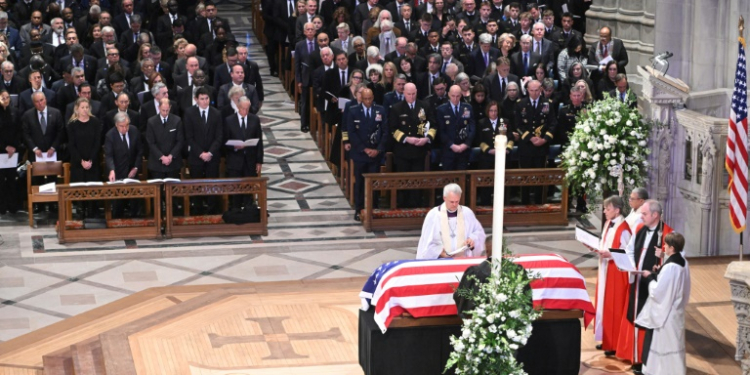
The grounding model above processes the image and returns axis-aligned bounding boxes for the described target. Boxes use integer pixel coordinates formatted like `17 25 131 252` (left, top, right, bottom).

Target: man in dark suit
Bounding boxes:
388 82 435 207
197 1 232 40
468 33 500 78
425 77 449 110
409 15 433 49
0 61 26 95
388 0 410 23
171 45 208 82
140 82 177 133
18 70 57 114
95 47 132 84
483 57 519 103
0 89 21 214
510 35 542 80
436 85 475 171
550 12 582 51
145 98 183 179
22 91 64 163
609 74 637 109
237 46 264 102
588 26 629 74
217 65 260 113
382 74 407 115
320 50 347 125
56 66 85 111
416 54 450 100
352 0 378 36
453 27 476 70
212 47 241 89
103 91 141 141
112 0 138 37
175 57 200 90
184 87 222 213
530 23 556 69
223 96 263 210
155 0 185 48
295 22 317 132
0 13 23 58
119 15 155 62
514 80 556 204
105 112 144 217
347 88 387 221
384 36 408 63
100 73 140 113
270 0 298 75
178 70 216 115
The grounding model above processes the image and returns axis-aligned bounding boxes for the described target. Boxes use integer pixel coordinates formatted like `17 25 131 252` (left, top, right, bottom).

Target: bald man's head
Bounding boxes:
361 88 374 108
448 85 462 105
404 83 417 103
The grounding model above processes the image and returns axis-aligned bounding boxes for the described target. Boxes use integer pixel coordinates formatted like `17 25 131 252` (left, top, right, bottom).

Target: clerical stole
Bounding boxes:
615 222 673 364
594 217 631 350
439 203 465 253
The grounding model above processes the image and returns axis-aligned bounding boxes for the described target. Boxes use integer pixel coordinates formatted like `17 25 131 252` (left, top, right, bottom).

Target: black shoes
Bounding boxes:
595 344 603 350
631 363 643 375
604 350 616 356
301 126 310 133
354 212 360 221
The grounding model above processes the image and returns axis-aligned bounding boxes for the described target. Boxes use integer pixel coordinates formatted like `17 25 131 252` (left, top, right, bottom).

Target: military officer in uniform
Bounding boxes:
557 86 587 212
515 80 556 204
477 100 511 204
389 82 436 207
436 85 475 171
348 88 388 222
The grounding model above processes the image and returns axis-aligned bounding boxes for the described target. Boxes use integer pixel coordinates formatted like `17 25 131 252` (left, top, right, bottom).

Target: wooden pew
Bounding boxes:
164 178 269 238
466 168 568 227
57 183 162 243
361 171 466 232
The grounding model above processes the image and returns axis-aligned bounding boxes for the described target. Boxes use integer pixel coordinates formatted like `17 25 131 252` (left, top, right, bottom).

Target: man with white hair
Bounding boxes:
531 22 555 70
385 36 407 63
510 34 542 79
374 19 397 59
44 17 66 48
331 23 355 55
355 45 383 72
417 183 486 259
468 32 499 77
348 36 367 69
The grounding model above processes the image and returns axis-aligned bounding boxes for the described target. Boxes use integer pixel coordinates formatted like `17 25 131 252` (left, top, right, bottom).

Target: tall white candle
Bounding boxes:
492 132 508 277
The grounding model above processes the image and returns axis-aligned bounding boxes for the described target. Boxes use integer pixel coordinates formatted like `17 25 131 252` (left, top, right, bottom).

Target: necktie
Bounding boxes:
241 117 246 132
208 19 212 33
442 61 447 73
341 70 346 86
308 41 313 53
201 110 207 125
535 41 540 54
288 0 294 17
342 40 347 51
602 44 608 58
4 82 9 87
365 108 370 119
58 33 63 45
523 53 529 75
385 37 391 55
405 21 410 32
500 77 505 94
122 133 129 149
453 105 458 117
409 103 414 111
163 117 168 125
621 92 626 102
532 100 537 109
484 53 488 66
397 94 402 101
134 32 139 43
491 121 496 130
609 221 615 228
39 112 46 134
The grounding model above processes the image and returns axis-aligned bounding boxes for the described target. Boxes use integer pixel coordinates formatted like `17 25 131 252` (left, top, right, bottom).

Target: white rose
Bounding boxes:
638 140 647 147
581 182 587 187
581 151 589 159
605 153 610 158
600 129 607 135
621 140 628 146
626 120 633 126
583 125 591 133
597 143 604 150
455 341 465 352
610 159 616 165
592 154 600 162
487 314 495 324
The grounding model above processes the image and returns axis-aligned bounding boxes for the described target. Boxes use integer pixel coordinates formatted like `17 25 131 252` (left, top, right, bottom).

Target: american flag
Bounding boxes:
727 36 749 233
360 254 595 333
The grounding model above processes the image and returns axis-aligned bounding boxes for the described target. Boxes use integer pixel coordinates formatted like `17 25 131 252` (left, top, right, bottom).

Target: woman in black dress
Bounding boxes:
366 64 385 105
0 89 21 214
67 98 102 218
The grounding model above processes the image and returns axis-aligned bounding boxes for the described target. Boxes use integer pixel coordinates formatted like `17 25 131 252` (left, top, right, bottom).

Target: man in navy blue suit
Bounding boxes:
468 33 499 79
295 21 317 132
0 11 22 58
347 88 387 221
435 85 475 171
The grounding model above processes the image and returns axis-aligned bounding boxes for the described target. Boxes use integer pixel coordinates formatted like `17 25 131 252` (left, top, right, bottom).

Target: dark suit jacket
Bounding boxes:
223 113 264 172
156 14 187 49
294 38 317 87
140 99 178 133
113 13 137 37
145 113 183 172
184 105 223 166
119 29 156 62
416 72 450 100
172 56 208 82
101 91 140 114
352 3 373 36
482 73 520 103
550 28 582 50
197 16 231 39
22 106 65 159
104 125 144 179
435 101 475 149
217 83 260 113
346 104 388 163
270 0 296 43
0 75 27 95
588 38 628 73
56 84 79 114
19 88 57 114
103 109 141 142
3 27 23 57
468 47 500 78
510 50 542 78
178 85 217 115
240 59 264 102
530 37 556 67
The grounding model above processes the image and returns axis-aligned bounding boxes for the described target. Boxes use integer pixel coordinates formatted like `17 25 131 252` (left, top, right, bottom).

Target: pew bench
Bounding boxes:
164 178 269 238
361 171 467 232
467 168 568 227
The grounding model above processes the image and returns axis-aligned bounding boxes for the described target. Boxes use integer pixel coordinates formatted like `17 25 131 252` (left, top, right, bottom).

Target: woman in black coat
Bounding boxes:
66 98 103 217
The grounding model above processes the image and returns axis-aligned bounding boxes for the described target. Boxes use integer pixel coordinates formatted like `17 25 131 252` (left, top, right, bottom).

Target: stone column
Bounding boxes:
725 262 750 373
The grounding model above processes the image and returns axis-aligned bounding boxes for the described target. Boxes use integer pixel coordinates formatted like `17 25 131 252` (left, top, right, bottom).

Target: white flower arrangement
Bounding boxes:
446 253 541 375
560 96 651 202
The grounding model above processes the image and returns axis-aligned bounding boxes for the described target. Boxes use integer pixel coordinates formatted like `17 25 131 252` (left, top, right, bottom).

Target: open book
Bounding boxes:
107 178 141 184
39 182 56 193
147 178 181 183
225 139 259 147
69 181 105 187
447 245 470 256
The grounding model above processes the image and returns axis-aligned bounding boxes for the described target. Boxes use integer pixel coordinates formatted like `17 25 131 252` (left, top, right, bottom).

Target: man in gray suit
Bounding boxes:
19 10 50 47
330 23 355 56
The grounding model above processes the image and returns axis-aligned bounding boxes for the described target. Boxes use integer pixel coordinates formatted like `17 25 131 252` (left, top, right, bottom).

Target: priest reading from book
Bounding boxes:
635 231 690 375
585 196 631 356
615 199 672 375
416 183 486 259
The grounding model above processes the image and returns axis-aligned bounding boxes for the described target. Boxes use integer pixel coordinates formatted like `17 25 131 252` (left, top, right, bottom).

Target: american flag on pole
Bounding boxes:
360 254 595 333
727 35 749 233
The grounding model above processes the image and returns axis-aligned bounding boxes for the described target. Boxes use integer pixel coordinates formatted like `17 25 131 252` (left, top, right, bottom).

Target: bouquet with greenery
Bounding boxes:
560 95 651 200
445 254 540 375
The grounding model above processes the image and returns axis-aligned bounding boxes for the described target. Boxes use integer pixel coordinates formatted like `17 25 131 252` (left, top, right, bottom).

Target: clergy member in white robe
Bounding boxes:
416 183 486 259
625 187 648 232
635 232 691 375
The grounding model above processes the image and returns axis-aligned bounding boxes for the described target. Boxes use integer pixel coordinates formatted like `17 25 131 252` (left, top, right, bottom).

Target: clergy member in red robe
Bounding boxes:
615 199 672 375
591 196 631 355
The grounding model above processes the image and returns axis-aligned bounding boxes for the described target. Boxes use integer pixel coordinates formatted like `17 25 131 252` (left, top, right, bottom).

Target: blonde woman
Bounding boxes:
66 98 102 216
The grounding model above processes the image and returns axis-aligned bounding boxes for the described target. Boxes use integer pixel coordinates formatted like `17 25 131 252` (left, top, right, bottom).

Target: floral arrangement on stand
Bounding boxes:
445 252 541 375
560 95 652 202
